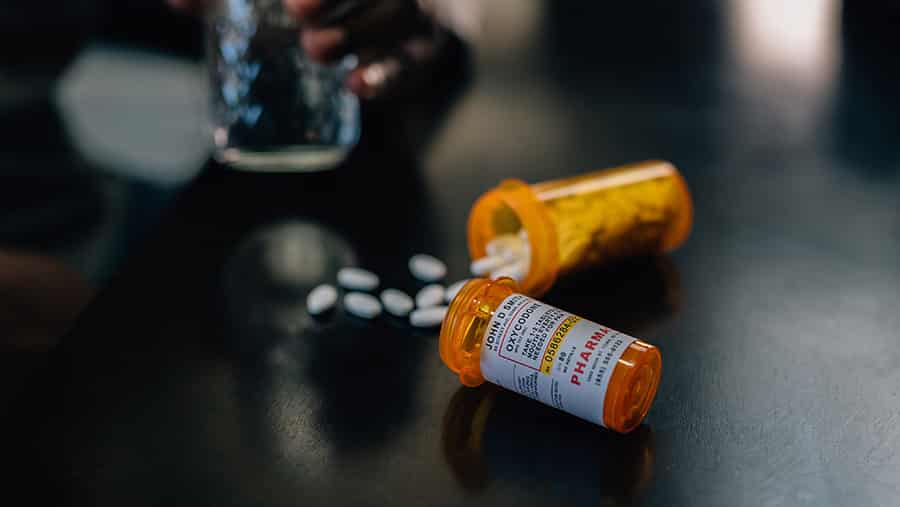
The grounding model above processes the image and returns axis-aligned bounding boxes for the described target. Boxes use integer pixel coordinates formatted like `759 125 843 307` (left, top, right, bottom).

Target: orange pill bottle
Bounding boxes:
468 160 692 295
439 278 661 433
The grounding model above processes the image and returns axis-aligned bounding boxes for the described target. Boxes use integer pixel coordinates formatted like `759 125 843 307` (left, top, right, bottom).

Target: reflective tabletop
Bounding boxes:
4 2 900 506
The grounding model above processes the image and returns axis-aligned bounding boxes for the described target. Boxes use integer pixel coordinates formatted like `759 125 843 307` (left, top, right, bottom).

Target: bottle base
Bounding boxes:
215 145 351 172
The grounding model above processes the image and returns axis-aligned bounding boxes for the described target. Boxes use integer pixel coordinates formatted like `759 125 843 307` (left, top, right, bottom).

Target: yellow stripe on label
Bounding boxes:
540 316 581 374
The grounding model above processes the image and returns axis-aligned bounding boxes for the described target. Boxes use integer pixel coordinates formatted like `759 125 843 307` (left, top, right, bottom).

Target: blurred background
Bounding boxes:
2 0 899 408
2 2 900 505
2 0 897 282
1 0 898 362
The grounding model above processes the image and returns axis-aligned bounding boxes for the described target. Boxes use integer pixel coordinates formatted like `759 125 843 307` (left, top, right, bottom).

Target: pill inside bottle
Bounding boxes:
468 160 693 296
439 278 661 434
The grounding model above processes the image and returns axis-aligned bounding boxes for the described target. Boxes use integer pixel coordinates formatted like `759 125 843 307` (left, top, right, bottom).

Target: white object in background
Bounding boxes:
479 230 531 283
415 284 445 308
410 306 449 328
470 255 506 276
445 279 470 304
491 259 528 284
306 284 338 315
380 289 415 317
485 233 527 261
408 254 447 282
337 267 380 291
344 292 382 319
57 45 210 185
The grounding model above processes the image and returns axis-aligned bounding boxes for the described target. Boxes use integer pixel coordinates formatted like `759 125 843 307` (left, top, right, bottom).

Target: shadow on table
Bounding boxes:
443 384 655 502
1 25 472 502
0 99 106 249
829 2 900 174
217 123 444 456
544 255 682 338
440 257 679 501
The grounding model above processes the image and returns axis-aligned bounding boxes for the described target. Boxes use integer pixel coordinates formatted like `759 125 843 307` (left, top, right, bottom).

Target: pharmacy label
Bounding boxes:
480 294 636 427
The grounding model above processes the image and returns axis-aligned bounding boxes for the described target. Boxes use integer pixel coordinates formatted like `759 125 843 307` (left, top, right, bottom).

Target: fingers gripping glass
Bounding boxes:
207 0 361 171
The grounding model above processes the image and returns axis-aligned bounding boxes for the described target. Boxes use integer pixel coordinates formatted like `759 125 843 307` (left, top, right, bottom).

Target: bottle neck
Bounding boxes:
467 179 560 296
439 278 517 386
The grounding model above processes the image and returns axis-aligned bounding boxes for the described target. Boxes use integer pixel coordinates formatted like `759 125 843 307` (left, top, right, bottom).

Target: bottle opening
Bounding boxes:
439 280 491 386
488 202 522 235
467 180 560 296
440 278 520 387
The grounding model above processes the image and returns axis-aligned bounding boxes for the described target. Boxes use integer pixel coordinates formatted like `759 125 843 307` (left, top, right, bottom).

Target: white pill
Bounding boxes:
488 234 527 261
337 267 379 291
491 259 529 284
485 234 520 257
415 284 445 308
470 255 506 276
306 284 338 315
344 292 382 319
380 289 414 317
503 241 529 262
410 306 448 328
445 279 470 304
408 254 447 282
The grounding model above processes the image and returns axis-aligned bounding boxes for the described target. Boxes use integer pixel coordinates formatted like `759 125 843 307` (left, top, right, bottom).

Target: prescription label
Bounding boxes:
480 294 636 427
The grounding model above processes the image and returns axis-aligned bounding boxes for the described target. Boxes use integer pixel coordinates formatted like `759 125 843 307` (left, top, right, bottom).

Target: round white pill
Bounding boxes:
415 284 445 308
470 255 506 276
337 267 379 291
380 289 414 317
306 284 338 315
410 306 448 328
445 279 469 304
408 254 447 282
344 292 382 319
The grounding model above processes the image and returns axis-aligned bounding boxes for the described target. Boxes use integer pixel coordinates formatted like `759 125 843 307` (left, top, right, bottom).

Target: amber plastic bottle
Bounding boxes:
468 160 692 295
440 278 661 434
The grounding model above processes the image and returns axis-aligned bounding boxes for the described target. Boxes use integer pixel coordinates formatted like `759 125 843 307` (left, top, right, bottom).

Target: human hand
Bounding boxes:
283 0 441 98
170 0 446 100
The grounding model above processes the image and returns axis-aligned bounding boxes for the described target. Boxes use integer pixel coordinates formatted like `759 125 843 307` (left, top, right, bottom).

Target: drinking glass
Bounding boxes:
207 0 360 171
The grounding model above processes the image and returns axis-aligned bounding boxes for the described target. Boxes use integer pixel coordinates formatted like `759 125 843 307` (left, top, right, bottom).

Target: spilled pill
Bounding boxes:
337 267 379 291
470 255 506 276
500 241 528 262
492 259 529 284
415 284 445 308
445 279 469 304
485 234 523 257
344 292 382 319
408 254 447 282
380 289 414 317
306 284 338 315
410 306 448 328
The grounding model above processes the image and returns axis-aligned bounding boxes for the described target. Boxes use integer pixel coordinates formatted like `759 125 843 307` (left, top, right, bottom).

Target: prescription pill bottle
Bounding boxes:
468 160 692 296
439 278 661 434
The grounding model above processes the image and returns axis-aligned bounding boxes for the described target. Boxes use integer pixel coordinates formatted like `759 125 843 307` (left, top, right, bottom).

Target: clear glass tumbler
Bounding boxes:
207 0 360 171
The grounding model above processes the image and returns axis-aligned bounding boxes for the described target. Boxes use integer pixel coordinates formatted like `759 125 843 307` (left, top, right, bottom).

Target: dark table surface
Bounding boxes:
5 2 900 506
